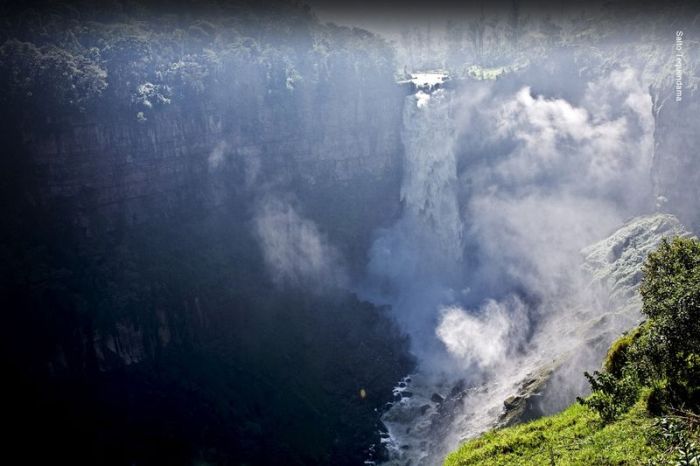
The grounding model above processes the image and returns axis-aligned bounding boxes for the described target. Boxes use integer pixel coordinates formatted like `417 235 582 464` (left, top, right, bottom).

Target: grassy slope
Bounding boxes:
444 401 657 466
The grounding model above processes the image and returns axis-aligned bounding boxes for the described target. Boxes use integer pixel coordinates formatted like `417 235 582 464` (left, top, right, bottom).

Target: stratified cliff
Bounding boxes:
651 85 700 232
0 3 412 465
4 7 405 263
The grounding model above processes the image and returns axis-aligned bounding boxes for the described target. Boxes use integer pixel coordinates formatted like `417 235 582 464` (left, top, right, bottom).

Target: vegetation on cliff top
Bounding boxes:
446 237 700 465
0 1 395 123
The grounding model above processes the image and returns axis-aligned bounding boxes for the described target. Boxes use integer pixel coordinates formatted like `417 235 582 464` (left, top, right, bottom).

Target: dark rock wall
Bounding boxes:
651 84 700 232
1 20 410 464
24 80 404 236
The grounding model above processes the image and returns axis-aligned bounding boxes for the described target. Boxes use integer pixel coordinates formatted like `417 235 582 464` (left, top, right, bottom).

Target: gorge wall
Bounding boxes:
652 83 700 232
3 2 700 466
0 4 413 465
23 74 405 258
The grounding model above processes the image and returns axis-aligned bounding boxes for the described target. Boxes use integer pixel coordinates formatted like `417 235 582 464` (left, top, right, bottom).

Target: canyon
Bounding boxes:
1 2 699 465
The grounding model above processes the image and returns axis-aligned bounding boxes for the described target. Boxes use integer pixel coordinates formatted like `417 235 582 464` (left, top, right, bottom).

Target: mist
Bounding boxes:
362 29 678 461
254 195 348 291
364 67 653 363
2 1 698 465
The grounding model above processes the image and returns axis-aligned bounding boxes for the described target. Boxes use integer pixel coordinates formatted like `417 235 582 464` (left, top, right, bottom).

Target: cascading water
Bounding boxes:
400 76 462 261
362 71 477 465
364 68 665 466
365 71 463 363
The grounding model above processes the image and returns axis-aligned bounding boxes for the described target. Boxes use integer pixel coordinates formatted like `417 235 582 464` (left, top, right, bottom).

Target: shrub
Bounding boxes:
579 370 639 422
638 237 700 411
583 237 700 421
648 416 700 466
604 325 645 378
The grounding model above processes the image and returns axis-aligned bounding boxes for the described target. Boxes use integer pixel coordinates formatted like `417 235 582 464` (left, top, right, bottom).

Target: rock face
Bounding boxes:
651 86 700 232
582 213 692 307
25 81 404 236
497 364 555 428
0 12 411 464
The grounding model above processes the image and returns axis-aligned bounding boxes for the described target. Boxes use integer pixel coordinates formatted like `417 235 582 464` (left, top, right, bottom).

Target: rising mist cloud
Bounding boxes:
254 196 347 291
436 297 529 370
461 68 654 309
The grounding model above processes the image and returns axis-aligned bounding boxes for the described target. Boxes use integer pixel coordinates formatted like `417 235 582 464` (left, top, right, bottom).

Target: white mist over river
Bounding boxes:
359 67 671 465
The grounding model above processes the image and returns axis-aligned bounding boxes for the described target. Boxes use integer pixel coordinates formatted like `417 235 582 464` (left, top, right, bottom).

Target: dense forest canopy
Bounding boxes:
0 0 395 123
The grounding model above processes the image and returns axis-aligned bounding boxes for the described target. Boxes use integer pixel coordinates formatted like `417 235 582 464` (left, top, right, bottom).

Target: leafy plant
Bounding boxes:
648 417 700 466
582 237 700 422
638 237 700 410
579 370 639 422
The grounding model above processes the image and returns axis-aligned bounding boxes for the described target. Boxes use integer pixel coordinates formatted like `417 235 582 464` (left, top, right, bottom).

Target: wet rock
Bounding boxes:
498 365 554 428
504 395 522 410
449 379 466 397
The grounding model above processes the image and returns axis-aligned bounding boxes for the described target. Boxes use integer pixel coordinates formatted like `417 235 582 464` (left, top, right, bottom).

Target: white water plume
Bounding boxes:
364 72 463 364
368 68 663 465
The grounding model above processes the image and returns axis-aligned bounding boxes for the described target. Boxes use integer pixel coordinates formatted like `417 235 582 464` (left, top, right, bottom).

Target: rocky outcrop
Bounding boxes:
515 214 691 420
497 364 555 428
582 213 692 306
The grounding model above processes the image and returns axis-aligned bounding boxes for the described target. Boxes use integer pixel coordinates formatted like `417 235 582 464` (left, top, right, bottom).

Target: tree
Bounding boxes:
582 236 700 420
0 39 107 117
638 237 700 409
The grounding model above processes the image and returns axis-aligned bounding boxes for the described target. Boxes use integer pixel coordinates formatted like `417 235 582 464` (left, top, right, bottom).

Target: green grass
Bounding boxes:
444 401 658 466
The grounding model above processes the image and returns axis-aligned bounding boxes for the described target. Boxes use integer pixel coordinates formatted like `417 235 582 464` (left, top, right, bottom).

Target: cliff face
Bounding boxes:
0 5 413 464
8 71 406 380
3 82 411 462
25 81 404 235
651 86 700 232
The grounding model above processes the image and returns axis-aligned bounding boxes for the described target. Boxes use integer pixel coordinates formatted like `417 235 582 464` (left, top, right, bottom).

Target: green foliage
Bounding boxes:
0 3 397 122
646 416 700 466
581 237 700 424
638 237 700 407
578 324 647 422
579 370 640 423
444 399 700 466
603 325 644 377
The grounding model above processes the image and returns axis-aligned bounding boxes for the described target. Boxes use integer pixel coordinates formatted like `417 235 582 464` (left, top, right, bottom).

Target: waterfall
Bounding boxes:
365 72 462 362
365 67 660 466
400 75 463 262
363 72 472 465
363 73 624 466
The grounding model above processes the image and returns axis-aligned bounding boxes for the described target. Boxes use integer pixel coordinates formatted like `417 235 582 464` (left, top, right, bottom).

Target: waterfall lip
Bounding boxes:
398 70 450 93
